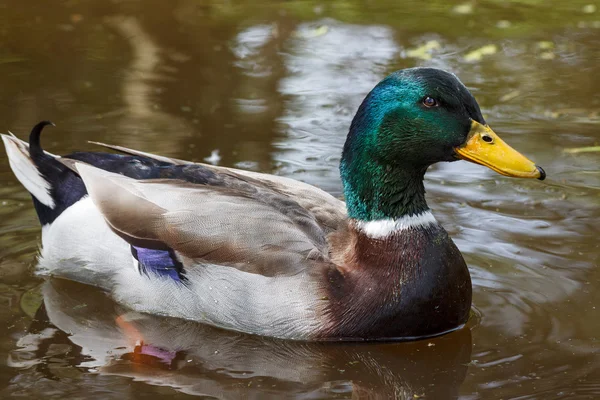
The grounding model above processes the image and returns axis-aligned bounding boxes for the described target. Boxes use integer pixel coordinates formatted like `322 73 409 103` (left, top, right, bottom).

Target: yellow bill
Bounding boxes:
455 121 546 180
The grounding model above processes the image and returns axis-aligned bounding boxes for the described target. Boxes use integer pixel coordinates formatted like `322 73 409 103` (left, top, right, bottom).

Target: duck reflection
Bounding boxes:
11 279 472 399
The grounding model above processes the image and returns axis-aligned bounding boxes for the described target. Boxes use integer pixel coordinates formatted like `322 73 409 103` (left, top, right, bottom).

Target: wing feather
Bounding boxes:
76 163 329 276
88 141 346 230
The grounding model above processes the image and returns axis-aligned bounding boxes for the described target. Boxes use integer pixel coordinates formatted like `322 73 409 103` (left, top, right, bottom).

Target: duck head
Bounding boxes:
340 67 545 221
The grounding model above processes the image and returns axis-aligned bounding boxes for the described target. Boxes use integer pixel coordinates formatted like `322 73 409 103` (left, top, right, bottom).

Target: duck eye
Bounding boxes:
422 96 438 107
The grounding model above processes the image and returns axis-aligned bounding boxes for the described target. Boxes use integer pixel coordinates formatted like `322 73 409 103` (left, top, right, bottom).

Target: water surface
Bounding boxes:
0 0 599 398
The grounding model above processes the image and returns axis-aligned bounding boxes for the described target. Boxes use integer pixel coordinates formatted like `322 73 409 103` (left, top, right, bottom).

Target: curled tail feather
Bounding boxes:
2 121 86 225
28 120 56 163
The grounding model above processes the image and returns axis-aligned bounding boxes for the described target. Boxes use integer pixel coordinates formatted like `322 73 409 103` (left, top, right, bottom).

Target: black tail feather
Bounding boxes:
29 121 55 162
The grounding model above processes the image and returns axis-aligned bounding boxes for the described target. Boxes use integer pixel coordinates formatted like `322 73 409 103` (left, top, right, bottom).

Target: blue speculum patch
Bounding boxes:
131 245 186 282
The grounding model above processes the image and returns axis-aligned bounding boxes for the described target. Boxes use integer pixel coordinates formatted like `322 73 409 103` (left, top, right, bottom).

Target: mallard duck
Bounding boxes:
2 68 545 341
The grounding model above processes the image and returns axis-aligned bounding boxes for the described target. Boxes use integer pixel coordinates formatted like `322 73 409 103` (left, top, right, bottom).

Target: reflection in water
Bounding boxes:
104 16 193 152
232 24 275 77
276 20 399 192
9 279 472 399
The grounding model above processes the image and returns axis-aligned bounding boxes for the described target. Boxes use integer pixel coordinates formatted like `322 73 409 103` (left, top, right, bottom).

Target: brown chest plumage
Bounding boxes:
319 223 472 340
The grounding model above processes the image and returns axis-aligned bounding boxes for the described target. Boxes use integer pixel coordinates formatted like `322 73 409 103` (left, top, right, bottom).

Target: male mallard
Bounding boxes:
2 68 545 341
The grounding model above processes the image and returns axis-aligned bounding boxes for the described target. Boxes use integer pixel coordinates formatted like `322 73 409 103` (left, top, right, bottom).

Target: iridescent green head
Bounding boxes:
340 68 544 221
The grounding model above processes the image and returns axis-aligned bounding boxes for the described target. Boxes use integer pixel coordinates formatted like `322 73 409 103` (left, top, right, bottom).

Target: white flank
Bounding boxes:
39 196 131 286
354 211 437 239
38 196 323 340
2 134 55 208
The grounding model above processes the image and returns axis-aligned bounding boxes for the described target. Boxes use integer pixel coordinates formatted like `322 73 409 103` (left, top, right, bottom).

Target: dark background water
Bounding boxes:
0 0 599 398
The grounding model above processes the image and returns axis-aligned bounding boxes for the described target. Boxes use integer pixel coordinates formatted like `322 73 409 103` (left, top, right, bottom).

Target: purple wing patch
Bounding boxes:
131 246 187 282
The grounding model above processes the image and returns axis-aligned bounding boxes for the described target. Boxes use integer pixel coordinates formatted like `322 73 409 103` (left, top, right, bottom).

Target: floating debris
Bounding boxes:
582 4 597 14
536 41 556 60
499 90 521 102
293 25 329 39
537 41 554 50
496 20 512 29
564 146 600 154
464 44 498 62
204 150 221 165
452 2 474 15
406 40 441 60
539 52 555 60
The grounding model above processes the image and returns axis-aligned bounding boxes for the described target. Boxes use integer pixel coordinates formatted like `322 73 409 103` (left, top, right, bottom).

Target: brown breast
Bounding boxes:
317 221 472 340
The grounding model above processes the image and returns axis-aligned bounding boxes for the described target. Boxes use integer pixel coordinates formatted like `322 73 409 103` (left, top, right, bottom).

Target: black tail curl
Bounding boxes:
28 120 55 162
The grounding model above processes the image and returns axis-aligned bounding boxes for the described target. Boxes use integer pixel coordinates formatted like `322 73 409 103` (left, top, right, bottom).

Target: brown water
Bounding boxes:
0 0 599 398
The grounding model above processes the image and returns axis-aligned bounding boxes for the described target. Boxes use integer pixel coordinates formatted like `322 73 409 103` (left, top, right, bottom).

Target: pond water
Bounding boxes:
0 0 599 398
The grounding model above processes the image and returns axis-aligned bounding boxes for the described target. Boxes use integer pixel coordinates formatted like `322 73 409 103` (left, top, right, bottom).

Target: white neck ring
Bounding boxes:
353 211 437 239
